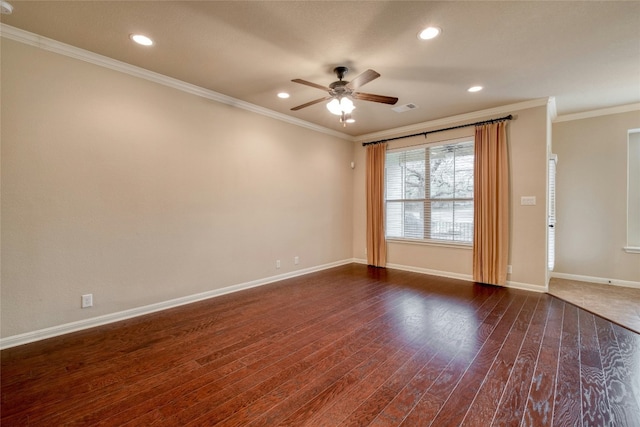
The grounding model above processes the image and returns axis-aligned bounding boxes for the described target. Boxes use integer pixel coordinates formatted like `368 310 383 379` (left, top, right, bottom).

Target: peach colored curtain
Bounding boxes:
473 122 509 285
366 143 387 267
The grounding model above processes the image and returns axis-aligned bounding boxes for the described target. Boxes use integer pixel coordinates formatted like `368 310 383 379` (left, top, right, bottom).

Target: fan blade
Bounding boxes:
346 69 380 90
291 96 332 111
292 79 331 91
352 92 399 105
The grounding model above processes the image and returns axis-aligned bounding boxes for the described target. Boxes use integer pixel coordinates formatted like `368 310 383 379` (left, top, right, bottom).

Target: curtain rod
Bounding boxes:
361 114 513 147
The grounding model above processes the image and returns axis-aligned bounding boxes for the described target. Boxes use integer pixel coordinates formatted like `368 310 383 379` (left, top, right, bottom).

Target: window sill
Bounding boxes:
386 238 472 250
623 246 640 254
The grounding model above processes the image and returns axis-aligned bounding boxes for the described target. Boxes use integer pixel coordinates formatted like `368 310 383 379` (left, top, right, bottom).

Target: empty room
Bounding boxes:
1 1 639 426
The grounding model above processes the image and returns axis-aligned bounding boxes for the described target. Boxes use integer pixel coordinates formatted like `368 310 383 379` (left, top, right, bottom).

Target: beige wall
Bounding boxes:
0 34 564 341
553 110 640 283
1 39 354 338
353 105 551 290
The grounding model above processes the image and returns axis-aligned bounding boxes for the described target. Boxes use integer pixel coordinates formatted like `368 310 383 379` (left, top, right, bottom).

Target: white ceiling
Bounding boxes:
2 1 639 136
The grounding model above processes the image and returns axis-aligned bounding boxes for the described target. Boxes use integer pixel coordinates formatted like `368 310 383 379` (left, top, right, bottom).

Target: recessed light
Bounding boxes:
130 34 153 46
468 86 483 92
418 26 441 40
277 92 290 99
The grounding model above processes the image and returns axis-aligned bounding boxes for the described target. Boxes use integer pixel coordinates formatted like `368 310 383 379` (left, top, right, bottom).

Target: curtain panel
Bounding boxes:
473 122 509 285
366 143 387 267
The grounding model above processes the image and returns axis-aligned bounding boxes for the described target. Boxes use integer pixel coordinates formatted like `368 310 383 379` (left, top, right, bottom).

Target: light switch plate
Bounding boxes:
521 196 536 206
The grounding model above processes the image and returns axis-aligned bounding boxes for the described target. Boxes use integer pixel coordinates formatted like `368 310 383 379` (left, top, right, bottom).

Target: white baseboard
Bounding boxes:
505 280 547 293
3 258 554 350
551 272 640 290
386 262 474 282
0 259 355 350
356 258 546 293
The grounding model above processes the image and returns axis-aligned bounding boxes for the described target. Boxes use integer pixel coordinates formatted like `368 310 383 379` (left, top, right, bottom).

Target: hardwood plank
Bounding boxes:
491 295 551 425
433 294 544 426
521 296 565 426
336 305 491 426
593 316 640 426
252 293 457 426
1 264 636 426
578 310 613 426
460 295 549 426
197 275 487 426
331 288 508 427
98 280 409 425
552 304 582 427
612 323 640 412
398 292 530 426
147 274 433 425
366 290 507 427
185 300 411 426
215 274 496 424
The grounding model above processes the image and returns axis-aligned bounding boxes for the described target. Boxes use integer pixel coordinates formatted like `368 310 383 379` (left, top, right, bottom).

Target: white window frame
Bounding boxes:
625 129 640 254
384 137 474 247
548 154 557 270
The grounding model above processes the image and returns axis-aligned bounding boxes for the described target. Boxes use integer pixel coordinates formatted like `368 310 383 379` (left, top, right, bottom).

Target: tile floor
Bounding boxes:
548 277 640 334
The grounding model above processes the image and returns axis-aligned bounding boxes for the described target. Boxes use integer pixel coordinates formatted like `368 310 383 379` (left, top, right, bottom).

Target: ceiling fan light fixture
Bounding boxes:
327 96 356 116
340 97 355 114
327 97 355 116
327 98 342 115
418 26 441 40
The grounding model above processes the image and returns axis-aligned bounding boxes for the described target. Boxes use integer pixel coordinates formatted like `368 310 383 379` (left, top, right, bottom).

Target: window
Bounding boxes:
385 138 474 243
548 154 557 270
627 129 640 253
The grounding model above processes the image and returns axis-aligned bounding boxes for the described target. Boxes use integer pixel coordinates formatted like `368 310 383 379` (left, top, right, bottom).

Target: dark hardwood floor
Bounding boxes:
2 264 639 426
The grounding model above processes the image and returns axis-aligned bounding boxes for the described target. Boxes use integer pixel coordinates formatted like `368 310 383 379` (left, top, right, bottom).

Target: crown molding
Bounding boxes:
554 103 640 123
354 98 551 143
547 96 557 121
0 24 352 141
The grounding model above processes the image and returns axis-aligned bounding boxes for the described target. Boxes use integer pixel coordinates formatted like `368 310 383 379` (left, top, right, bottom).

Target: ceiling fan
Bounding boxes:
290 66 398 125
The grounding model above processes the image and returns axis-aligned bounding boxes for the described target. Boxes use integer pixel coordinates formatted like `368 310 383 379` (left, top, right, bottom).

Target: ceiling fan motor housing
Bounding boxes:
330 67 350 96
334 66 349 80
329 80 349 96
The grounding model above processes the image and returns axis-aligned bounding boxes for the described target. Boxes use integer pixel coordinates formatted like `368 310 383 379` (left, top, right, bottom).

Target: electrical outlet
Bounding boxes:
81 294 93 308
276 260 281 269
507 265 512 274
294 256 299 265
